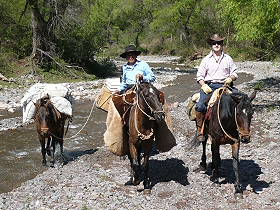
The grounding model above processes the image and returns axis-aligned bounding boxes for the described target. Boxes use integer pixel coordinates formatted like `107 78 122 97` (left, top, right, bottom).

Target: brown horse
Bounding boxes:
34 96 67 166
193 88 256 198
126 82 165 193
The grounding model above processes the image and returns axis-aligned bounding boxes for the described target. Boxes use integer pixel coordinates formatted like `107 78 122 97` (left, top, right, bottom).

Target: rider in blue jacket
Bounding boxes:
118 45 155 93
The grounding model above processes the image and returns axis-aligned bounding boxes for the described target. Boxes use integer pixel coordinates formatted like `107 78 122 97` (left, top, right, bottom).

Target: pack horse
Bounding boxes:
34 96 68 166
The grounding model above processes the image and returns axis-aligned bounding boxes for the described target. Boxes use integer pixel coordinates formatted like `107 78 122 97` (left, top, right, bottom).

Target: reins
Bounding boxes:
132 82 164 140
217 87 250 142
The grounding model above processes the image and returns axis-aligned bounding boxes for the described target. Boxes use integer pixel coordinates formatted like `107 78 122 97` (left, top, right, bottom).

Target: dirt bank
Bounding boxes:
0 61 280 210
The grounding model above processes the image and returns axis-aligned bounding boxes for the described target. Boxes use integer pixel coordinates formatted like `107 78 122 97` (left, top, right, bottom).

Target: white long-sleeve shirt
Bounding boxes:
197 51 238 83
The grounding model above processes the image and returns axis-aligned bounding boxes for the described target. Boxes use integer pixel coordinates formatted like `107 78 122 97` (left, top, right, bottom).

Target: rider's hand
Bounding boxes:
136 74 143 81
201 84 212 94
224 77 233 86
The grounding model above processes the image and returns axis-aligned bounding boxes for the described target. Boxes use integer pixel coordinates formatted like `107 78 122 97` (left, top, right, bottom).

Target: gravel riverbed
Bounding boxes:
0 59 280 210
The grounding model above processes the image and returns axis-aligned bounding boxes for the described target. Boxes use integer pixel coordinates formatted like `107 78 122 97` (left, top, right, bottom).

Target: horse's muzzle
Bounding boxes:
241 135 251 144
40 127 49 136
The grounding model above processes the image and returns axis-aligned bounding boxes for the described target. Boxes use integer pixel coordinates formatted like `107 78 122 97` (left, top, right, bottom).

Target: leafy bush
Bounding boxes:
85 57 117 78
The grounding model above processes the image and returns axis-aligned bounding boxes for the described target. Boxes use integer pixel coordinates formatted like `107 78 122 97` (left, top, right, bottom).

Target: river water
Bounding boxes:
0 68 253 193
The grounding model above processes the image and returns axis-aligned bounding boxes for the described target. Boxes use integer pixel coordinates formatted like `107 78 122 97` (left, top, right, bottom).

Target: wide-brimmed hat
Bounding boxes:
120 45 141 58
207 34 225 45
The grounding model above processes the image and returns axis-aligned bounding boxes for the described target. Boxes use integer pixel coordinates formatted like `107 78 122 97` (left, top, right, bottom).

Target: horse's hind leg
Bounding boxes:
232 142 243 199
39 136 47 166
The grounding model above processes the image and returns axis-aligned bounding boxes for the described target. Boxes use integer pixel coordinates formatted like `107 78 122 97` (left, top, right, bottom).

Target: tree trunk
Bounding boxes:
31 6 50 62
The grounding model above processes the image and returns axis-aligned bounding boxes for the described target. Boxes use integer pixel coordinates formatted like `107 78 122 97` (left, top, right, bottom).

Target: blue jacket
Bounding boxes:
119 60 156 92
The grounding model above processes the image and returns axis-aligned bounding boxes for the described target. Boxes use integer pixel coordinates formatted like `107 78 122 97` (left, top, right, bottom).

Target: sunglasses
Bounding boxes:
212 41 223 45
126 53 136 58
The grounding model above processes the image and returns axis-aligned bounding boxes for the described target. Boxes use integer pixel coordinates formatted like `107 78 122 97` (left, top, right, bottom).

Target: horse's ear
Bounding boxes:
249 91 256 102
159 91 165 104
231 94 243 104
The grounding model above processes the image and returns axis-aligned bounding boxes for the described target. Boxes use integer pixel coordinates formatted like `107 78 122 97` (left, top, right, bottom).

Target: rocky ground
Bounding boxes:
0 59 280 210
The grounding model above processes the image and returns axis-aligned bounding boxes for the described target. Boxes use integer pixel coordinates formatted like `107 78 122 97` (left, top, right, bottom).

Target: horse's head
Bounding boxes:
34 96 58 137
137 82 165 121
231 91 256 143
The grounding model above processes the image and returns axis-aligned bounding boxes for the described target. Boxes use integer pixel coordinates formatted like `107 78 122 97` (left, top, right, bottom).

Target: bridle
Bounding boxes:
217 87 251 142
34 99 69 139
135 83 165 120
133 83 165 140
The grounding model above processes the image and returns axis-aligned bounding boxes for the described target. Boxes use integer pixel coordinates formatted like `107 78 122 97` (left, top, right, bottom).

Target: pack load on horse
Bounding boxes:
192 86 256 198
104 82 176 192
21 83 73 166
95 78 121 112
21 83 73 123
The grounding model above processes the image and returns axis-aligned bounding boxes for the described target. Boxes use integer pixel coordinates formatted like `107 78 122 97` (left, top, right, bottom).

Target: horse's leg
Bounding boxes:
39 135 47 166
210 142 220 183
59 138 64 162
232 142 243 199
46 137 51 156
194 135 208 172
125 153 134 185
142 139 153 193
57 132 65 165
128 140 141 186
49 136 55 167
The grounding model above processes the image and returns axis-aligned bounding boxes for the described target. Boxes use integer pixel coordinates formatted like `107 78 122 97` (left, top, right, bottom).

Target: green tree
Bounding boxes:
219 0 280 58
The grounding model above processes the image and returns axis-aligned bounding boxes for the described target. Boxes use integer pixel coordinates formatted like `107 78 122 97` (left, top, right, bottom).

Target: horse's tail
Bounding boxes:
189 129 202 149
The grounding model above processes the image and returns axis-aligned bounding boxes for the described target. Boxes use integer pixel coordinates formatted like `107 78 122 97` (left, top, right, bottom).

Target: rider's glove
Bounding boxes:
201 84 212 94
224 77 233 86
136 74 143 81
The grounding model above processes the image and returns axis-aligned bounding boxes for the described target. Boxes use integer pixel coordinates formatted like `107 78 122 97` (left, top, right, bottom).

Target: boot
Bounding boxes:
195 111 206 142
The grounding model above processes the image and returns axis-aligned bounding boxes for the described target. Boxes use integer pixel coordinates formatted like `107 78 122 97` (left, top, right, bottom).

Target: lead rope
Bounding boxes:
48 94 98 140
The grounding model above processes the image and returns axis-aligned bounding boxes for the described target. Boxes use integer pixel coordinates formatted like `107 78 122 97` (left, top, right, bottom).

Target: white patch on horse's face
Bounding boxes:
149 87 154 94
242 109 247 115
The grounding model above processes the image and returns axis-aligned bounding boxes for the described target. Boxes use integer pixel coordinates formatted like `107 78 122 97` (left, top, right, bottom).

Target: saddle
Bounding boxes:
186 93 200 121
187 87 232 121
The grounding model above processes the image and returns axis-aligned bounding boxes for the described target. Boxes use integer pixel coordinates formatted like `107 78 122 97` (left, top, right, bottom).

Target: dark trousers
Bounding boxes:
196 83 238 113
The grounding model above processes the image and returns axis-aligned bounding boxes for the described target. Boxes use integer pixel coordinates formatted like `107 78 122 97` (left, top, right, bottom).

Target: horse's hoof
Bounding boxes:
133 179 141 186
42 161 47 166
210 176 219 184
193 165 206 173
46 150 51 156
143 189 151 195
234 192 243 199
125 179 134 186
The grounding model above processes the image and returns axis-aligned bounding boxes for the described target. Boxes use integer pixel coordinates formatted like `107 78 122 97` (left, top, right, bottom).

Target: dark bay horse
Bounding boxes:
34 96 68 166
126 82 165 193
193 88 256 198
